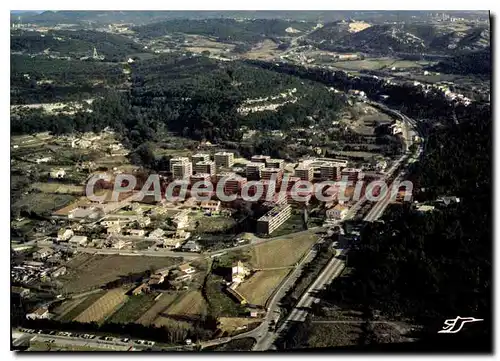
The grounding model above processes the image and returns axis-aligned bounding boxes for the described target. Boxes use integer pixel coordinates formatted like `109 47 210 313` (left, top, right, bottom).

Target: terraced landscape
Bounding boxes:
73 288 128 323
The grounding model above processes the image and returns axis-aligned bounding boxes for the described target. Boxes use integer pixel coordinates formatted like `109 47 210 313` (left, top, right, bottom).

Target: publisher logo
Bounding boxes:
438 316 483 334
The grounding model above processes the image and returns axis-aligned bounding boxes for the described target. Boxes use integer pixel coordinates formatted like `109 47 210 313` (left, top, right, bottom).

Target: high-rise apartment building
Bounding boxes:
214 152 235 168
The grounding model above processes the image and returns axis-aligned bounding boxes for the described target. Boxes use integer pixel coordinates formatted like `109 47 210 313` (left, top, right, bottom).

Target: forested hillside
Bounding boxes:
282 102 492 350
305 22 490 55
10 55 126 104
11 30 144 61
11 54 344 147
133 18 314 42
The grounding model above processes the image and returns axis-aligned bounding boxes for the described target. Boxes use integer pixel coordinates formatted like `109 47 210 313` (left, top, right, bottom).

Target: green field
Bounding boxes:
58 291 106 322
106 293 158 324
12 192 76 216
204 274 244 317
331 58 426 71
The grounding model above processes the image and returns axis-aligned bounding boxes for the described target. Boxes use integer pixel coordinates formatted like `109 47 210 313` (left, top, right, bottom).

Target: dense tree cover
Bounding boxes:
11 30 145 61
133 18 313 43
431 48 491 75
11 54 345 154
11 55 125 104
305 22 489 55
245 59 474 123
125 55 343 144
311 103 491 344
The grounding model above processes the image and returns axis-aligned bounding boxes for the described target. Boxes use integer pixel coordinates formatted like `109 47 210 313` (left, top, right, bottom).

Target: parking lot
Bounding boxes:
15 328 163 350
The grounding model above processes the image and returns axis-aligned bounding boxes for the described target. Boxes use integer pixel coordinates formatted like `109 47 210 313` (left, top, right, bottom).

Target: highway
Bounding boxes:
244 104 423 351
251 250 347 351
229 235 324 349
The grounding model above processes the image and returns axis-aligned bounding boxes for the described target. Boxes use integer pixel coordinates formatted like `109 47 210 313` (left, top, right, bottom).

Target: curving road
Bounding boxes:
240 104 424 351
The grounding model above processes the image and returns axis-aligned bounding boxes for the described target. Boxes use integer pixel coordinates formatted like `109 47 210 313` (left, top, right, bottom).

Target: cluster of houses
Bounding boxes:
131 263 198 294
12 259 67 285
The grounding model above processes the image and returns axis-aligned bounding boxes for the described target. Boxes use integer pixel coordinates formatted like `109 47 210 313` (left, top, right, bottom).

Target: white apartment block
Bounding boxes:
266 158 284 169
251 155 271 164
172 162 193 179
191 153 210 164
257 203 292 235
214 152 235 168
320 162 341 180
170 157 190 172
295 165 314 181
246 162 265 180
261 167 284 181
194 160 215 175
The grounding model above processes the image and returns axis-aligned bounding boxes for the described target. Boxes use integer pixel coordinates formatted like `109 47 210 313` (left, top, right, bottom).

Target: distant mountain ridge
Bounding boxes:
306 21 490 55
11 10 489 26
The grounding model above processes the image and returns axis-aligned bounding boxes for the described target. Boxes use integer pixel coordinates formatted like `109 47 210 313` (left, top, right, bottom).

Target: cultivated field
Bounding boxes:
135 292 182 326
164 290 207 318
183 35 235 55
60 255 182 293
57 291 107 322
244 39 280 60
238 269 290 306
106 293 158 324
73 288 128 323
248 231 318 268
53 297 87 320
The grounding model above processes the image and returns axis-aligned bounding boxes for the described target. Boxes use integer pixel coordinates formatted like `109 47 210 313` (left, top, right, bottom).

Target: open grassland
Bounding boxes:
165 291 207 318
74 288 128 323
13 192 76 215
106 293 158 324
60 255 181 294
135 292 182 326
58 291 107 322
244 39 280 60
332 58 424 71
204 273 243 317
248 231 318 268
189 214 237 233
218 317 258 331
238 269 290 306
32 182 84 195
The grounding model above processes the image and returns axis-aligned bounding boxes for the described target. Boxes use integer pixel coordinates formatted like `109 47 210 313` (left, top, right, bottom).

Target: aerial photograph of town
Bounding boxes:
10 9 491 353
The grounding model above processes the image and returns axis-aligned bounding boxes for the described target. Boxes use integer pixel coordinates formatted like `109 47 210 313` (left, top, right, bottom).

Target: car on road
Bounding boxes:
121 338 130 343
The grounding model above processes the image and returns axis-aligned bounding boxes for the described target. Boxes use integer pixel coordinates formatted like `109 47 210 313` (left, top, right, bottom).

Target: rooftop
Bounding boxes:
258 203 291 222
